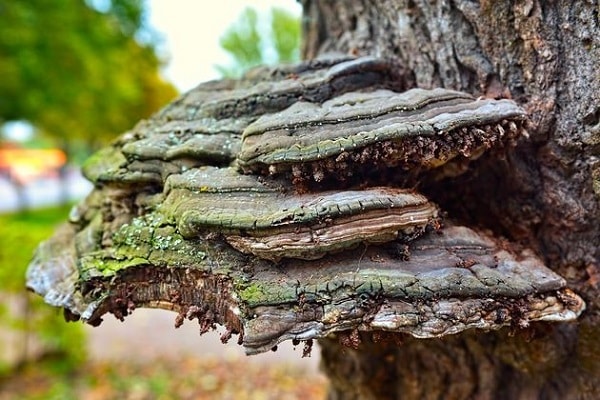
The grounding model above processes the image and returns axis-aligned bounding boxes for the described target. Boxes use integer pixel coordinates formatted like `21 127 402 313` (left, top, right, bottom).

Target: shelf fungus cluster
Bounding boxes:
26 56 584 355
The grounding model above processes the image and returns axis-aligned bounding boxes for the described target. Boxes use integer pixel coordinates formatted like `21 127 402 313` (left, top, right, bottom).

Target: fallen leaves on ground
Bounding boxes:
0 355 327 400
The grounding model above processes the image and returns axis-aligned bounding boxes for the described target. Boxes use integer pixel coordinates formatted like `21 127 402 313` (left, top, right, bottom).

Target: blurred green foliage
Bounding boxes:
216 7 301 78
0 206 71 291
0 0 177 154
0 206 86 376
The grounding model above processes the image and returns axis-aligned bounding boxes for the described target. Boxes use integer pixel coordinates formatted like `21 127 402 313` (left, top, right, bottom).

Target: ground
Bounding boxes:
1 309 326 399
0 355 327 400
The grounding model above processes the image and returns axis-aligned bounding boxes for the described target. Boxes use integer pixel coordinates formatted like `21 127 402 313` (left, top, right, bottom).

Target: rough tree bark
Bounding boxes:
302 0 600 398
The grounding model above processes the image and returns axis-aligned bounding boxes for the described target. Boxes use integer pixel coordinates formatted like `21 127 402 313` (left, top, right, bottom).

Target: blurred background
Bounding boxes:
0 1 328 398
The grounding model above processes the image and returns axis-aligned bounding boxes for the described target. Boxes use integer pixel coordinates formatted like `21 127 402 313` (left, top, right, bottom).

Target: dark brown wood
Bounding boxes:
302 0 600 398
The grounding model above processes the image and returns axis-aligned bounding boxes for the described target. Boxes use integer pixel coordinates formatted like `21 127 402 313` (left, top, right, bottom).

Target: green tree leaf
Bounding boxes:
271 7 301 63
0 0 177 154
216 7 301 78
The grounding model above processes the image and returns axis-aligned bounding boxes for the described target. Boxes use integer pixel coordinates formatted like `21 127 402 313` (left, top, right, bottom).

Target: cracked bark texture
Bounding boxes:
302 0 600 398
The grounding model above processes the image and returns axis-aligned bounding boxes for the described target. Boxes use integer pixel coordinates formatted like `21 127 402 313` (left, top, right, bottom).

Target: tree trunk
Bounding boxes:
302 0 600 398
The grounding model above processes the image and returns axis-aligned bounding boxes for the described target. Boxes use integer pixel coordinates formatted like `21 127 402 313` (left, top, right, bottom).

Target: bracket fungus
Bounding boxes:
238 88 528 185
162 167 439 261
26 56 584 356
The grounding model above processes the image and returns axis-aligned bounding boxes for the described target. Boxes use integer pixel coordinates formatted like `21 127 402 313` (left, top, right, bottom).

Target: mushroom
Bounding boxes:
162 167 439 261
237 88 528 185
26 56 585 356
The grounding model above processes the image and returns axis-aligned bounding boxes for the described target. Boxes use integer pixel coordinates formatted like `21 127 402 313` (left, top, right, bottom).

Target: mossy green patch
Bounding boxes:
81 146 127 183
109 213 212 271
237 280 297 308
80 254 149 278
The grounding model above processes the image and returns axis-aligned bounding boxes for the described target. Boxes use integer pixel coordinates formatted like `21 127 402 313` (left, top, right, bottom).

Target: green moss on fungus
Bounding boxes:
80 255 149 278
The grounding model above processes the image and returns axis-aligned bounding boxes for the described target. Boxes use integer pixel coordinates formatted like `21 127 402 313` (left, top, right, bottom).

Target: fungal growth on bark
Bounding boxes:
163 167 439 261
26 56 585 356
238 88 528 185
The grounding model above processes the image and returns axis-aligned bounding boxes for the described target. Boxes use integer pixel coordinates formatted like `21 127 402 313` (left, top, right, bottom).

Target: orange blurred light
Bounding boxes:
0 148 67 183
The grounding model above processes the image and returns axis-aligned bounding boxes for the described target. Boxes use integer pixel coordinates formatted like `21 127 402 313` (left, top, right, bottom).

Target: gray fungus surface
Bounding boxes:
26 56 585 354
